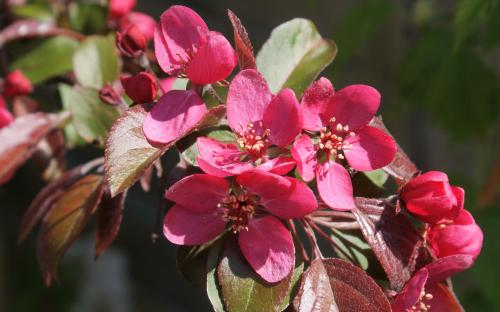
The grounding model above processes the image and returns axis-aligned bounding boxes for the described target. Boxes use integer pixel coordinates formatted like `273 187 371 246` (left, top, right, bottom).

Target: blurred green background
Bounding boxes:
1 0 499 311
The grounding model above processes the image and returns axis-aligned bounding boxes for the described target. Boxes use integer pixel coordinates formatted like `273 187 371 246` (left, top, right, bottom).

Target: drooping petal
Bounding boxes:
258 156 296 175
236 169 292 200
226 69 272 133
263 88 302 147
343 125 397 171
154 27 181 75
391 268 429 312
301 77 334 131
186 31 238 84
164 174 229 212
163 204 225 245
143 90 207 144
238 216 294 283
291 134 317 182
262 177 318 219
196 137 253 176
316 161 356 211
325 84 380 130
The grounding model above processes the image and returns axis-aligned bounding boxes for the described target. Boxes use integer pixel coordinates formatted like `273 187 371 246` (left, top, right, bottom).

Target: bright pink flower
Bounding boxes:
392 255 473 311
119 12 155 41
163 170 317 282
143 89 207 144
0 96 13 129
121 72 157 104
109 0 136 19
292 77 396 210
427 209 483 260
154 5 237 85
401 171 464 224
196 69 301 177
3 70 33 97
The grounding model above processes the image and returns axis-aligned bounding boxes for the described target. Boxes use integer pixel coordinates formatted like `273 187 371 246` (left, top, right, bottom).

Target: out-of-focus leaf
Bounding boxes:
37 174 104 286
181 129 237 166
217 237 294 312
333 0 394 66
363 170 389 188
0 112 62 182
454 0 498 48
256 18 337 97
31 129 66 181
206 238 226 312
68 2 107 34
177 243 212 288
10 3 53 21
323 258 391 312
293 258 339 312
95 191 125 259
353 197 422 290
228 10 256 70
10 36 78 84
59 84 119 143
73 35 119 89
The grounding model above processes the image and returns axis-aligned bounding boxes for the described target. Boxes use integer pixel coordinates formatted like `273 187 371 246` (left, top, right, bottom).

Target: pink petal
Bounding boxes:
259 156 296 175
452 186 465 209
186 31 238 84
156 5 208 74
325 84 380 130
343 125 397 171
120 12 156 41
164 174 229 213
426 283 465 312
226 69 272 133
404 171 449 190
163 204 225 245
262 177 318 219
391 268 429 312
196 137 253 176
424 255 474 285
143 90 207 144
238 216 294 283
316 161 356 211
236 169 292 200
291 134 317 182
301 77 334 131
159 77 177 93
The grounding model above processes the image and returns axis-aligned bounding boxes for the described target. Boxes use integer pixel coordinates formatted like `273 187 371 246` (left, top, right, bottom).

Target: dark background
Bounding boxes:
1 0 499 311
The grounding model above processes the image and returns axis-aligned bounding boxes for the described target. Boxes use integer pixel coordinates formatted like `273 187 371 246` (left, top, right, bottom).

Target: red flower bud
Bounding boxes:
121 72 157 104
400 171 463 223
3 70 33 97
99 84 122 106
119 12 155 41
0 95 13 129
116 24 146 57
427 210 483 260
109 0 136 19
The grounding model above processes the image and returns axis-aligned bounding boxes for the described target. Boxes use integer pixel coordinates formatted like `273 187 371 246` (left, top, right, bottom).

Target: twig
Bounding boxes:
300 219 322 260
287 219 310 264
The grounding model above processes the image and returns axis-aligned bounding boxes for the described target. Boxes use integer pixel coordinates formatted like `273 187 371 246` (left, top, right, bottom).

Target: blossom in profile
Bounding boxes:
154 5 237 85
196 69 301 176
292 77 396 210
163 170 317 282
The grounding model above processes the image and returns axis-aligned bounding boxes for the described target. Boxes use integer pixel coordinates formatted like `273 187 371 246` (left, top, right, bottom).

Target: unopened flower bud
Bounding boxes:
121 72 157 104
116 24 146 57
109 0 136 19
99 84 122 106
3 70 33 97
119 12 155 41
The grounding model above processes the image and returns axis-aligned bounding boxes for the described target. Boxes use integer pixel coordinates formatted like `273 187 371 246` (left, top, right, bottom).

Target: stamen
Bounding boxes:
219 193 257 233
236 122 270 159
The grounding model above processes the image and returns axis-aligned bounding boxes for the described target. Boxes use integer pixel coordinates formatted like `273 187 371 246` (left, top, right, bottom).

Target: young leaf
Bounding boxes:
217 237 294 312
95 190 126 259
207 238 226 312
73 35 119 89
37 174 105 286
323 258 391 312
227 10 256 70
256 18 337 97
353 197 422 290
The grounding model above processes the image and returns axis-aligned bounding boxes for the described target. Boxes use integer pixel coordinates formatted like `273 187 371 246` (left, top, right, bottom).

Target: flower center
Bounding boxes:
218 193 257 233
237 122 271 159
408 289 433 312
316 117 354 160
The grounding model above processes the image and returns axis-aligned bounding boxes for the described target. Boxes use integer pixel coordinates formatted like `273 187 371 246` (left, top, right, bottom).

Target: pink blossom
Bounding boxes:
401 171 464 224
392 255 474 311
119 12 155 41
109 0 136 19
154 5 237 85
196 69 301 177
163 170 317 282
0 96 13 129
291 77 396 210
3 69 33 97
426 209 483 260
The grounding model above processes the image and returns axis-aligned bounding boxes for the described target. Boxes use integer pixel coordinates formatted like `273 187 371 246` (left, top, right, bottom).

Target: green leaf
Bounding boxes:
256 18 337 97
207 238 227 312
330 229 370 270
363 169 389 188
454 0 499 48
73 35 119 89
181 129 237 166
59 84 119 143
217 237 295 312
10 36 78 84
68 2 107 34
10 3 54 21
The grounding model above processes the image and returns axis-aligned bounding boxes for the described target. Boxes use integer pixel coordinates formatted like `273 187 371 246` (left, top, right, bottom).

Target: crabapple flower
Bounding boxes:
292 77 396 210
154 5 237 85
121 72 157 104
392 255 474 312
3 70 33 97
196 69 301 176
163 170 317 282
426 209 483 260
116 24 147 57
108 0 136 19
119 12 155 41
401 171 464 224
0 96 13 129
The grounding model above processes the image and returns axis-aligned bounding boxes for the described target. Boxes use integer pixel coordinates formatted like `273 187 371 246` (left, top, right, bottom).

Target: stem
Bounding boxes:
300 219 322 260
287 220 310 264
309 217 360 230
310 209 356 219
307 221 358 264
207 85 224 104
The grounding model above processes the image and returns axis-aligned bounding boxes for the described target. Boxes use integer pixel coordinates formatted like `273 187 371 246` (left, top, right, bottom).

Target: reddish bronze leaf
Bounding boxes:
353 197 422 291
323 258 391 312
0 112 64 183
95 190 126 259
293 259 339 312
36 174 104 286
227 10 256 70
